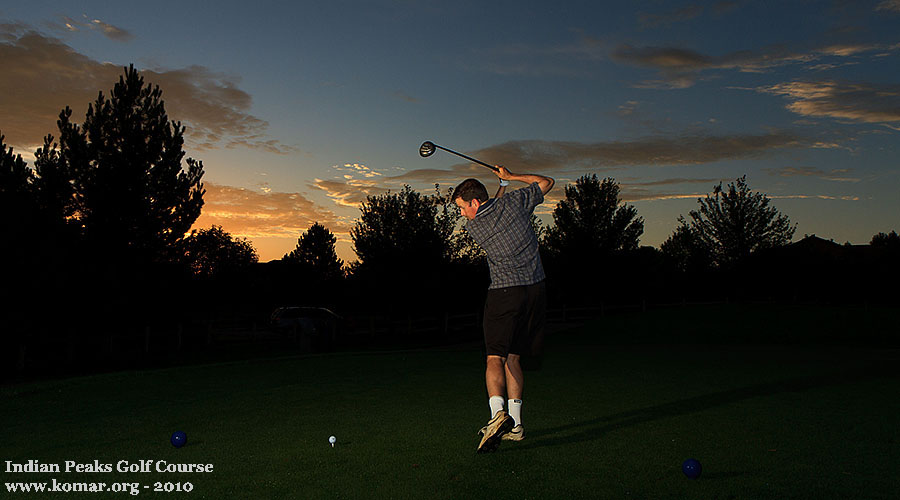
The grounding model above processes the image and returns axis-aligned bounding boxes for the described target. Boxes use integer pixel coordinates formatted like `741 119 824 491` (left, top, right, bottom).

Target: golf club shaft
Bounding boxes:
434 145 498 172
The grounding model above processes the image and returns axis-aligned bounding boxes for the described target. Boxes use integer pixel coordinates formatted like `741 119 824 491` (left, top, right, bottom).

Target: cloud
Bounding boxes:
392 90 419 103
611 45 714 71
51 15 134 41
765 166 860 182
0 27 293 154
817 44 879 57
315 133 837 216
380 132 811 199
311 163 462 213
465 132 805 172
617 100 641 117
754 80 900 125
769 194 860 201
625 177 721 187
311 178 390 208
191 182 348 239
611 42 897 88
616 177 722 202
616 176 861 203
621 191 705 202
384 168 467 185
333 163 383 179
876 0 900 13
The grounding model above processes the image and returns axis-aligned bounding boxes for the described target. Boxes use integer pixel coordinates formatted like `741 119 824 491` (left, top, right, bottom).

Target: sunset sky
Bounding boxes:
2 1 899 262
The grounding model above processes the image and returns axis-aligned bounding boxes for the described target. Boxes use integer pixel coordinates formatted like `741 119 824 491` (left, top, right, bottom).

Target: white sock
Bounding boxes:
489 396 505 418
508 399 522 426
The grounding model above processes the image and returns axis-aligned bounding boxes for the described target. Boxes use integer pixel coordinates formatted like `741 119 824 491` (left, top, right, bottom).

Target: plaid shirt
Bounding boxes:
466 182 546 289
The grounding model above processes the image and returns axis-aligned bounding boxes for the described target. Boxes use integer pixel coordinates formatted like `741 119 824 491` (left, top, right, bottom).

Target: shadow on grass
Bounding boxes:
702 470 758 480
508 362 898 452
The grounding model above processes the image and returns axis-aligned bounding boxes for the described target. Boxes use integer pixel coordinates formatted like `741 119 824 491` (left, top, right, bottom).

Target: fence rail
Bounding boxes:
6 297 828 377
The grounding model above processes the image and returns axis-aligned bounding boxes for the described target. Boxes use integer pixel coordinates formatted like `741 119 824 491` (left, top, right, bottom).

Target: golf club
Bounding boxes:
419 141 499 172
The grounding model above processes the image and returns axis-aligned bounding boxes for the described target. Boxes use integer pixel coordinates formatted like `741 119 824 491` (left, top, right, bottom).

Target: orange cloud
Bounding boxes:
765 166 860 182
312 178 391 208
192 182 348 239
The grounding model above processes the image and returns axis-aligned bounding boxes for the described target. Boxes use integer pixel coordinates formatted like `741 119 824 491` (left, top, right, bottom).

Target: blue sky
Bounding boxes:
2 1 899 262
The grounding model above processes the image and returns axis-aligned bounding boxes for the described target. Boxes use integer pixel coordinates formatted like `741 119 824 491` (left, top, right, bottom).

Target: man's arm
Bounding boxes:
494 166 555 195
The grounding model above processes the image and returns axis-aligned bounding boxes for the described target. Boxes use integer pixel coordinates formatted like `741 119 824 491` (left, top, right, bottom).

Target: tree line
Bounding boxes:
2 66 897 377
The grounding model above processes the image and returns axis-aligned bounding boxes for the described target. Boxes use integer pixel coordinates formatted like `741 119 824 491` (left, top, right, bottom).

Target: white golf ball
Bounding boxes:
329 436 336 444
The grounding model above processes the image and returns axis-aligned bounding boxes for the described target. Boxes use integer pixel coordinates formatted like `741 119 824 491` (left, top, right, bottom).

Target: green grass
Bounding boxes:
2 304 898 499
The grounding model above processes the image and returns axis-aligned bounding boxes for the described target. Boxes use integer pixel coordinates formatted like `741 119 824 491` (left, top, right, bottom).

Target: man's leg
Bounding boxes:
504 353 523 399
477 287 521 452
503 354 525 440
485 355 507 417
477 354 514 453
486 355 507 400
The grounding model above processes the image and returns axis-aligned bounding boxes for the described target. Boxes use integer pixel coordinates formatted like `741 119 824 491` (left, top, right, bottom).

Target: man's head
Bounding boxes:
452 178 489 220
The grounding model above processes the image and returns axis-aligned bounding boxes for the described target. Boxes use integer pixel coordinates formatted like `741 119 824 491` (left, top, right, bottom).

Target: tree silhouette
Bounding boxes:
351 185 456 270
284 222 344 281
53 65 205 262
543 175 643 258
1 135 41 374
32 134 77 229
870 230 899 249
350 185 458 310
181 225 258 277
660 222 713 273
0 134 37 268
0 133 33 216
666 176 796 269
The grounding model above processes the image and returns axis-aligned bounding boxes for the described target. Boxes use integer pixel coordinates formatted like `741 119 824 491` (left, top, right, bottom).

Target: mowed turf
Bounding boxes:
2 304 898 499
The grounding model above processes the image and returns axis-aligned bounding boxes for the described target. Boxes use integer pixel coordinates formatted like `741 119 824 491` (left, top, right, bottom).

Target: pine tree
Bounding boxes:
284 222 344 281
56 65 205 262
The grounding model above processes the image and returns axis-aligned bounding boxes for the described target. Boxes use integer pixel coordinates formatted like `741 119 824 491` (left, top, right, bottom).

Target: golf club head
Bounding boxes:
419 141 436 158
419 140 499 171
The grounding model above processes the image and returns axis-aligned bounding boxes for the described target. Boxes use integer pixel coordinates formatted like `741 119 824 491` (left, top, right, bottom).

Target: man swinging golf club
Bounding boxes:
452 165 554 453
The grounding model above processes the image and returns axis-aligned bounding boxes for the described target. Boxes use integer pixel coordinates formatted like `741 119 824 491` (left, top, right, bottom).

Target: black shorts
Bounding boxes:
483 281 547 357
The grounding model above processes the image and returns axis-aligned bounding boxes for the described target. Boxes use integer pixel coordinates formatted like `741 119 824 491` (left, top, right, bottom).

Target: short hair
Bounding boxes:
452 178 489 203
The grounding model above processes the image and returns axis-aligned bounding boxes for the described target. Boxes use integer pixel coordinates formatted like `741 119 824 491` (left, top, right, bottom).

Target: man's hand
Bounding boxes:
494 166 554 195
495 166 513 180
